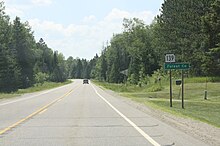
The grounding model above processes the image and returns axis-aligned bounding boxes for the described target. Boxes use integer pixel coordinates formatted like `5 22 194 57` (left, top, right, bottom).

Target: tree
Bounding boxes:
202 0 220 76
66 56 74 78
157 0 214 76
123 18 159 83
94 52 107 81
75 59 83 79
89 54 99 79
35 72 49 86
0 2 20 92
11 17 35 88
105 34 128 83
35 38 54 74
0 2 71 93
50 51 67 82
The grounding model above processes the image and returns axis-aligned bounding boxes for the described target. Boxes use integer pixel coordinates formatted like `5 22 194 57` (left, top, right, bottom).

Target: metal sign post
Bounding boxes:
181 70 184 109
169 70 172 107
165 54 175 107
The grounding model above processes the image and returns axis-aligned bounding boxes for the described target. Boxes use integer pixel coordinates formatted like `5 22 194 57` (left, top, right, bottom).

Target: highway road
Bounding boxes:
0 80 209 146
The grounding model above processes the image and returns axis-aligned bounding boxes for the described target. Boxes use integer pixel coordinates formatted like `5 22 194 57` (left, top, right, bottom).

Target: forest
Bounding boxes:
0 0 220 92
87 0 220 84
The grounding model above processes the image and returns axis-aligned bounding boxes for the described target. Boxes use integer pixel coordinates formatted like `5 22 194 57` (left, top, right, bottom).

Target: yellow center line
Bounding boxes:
38 109 48 115
0 86 78 136
57 99 63 102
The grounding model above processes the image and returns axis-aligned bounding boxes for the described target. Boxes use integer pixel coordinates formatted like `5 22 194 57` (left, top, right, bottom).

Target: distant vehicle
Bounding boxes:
83 79 89 84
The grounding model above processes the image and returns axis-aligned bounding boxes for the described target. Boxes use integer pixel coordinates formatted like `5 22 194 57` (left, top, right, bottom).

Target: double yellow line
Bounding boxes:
0 88 76 136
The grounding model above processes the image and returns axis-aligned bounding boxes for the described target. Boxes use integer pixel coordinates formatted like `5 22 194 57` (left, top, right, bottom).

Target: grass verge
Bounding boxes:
93 79 220 127
0 80 72 100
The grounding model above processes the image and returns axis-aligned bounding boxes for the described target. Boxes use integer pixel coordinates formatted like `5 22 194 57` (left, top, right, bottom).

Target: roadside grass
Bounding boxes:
93 78 220 127
0 93 19 100
0 80 72 100
185 76 220 83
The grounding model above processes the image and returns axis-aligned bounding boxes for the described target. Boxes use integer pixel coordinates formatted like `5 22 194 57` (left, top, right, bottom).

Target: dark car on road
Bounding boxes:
83 79 89 84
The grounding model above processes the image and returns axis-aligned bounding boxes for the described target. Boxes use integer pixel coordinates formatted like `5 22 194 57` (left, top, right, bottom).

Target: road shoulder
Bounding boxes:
103 89 220 146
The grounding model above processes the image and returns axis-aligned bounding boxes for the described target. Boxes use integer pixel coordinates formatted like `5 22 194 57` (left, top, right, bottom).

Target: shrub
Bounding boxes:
35 72 49 86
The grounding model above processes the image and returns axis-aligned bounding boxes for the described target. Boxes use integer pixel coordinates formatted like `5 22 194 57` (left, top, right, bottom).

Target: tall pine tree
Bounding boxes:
0 2 20 92
11 17 35 88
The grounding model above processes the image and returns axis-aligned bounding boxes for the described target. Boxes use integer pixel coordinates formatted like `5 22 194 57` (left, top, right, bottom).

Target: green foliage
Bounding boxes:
91 18 160 84
0 2 20 92
0 3 68 93
146 84 164 92
185 76 220 83
11 16 35 88
0 80 72 99
17 81 71 94
94 79 220 127
94 53 107 81
201 0 220 76
156 0 219 76
128 73 138 85
51 52 68 82
34 72 49 85
89 2 220 82
93 80 143 93
67 58 91 79
1 1 220 93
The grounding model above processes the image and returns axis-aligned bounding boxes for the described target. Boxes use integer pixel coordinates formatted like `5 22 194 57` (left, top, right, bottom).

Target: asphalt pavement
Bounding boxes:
0 79 209 146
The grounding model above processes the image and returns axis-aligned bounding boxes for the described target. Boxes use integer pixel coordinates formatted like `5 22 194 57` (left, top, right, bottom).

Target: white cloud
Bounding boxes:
105 8 155 24
29 8 156 59
5 7 24 17
31 0 52 6
29 19 65 35
105 8 130 21
82 15 96 23
4 0 52 18
2 0 11 2
4 2 32 19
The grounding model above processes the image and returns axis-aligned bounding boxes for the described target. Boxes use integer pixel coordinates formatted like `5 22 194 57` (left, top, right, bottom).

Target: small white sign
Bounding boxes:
165 54 175 63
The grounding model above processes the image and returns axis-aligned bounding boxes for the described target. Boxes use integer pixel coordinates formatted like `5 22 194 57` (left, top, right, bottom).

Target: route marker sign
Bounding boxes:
165 54 175 63
164 63 190 70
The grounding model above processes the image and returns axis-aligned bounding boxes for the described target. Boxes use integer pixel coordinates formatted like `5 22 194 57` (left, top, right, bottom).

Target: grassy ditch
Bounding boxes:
0 80 72 100
93 78 220 127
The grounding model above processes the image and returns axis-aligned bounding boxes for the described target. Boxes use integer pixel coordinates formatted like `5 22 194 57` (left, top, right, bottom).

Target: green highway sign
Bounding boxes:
164 63 190 70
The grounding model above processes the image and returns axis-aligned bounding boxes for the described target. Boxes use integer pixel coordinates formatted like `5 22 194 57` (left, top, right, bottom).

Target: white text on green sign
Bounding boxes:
164 63 190 70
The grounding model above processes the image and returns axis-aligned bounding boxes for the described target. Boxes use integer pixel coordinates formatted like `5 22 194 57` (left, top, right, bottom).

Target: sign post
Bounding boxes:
169 70 172 107
165 54 175 107
164 54 190 109
182 70 184 109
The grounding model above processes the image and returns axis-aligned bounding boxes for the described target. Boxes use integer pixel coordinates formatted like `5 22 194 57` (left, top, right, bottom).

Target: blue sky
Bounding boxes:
3 0 164 59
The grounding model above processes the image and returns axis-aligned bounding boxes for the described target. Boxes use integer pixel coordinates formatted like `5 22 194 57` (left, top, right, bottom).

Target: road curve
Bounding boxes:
0 79 209 146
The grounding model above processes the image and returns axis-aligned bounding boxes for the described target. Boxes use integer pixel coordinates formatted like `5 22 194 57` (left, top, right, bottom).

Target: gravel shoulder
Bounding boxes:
104 89 220 146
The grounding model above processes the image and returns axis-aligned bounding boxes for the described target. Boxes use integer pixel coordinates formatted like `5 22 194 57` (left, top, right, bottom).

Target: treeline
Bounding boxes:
1 0 220 92
0 2 68 92
81 0 220 84
66 56 98 79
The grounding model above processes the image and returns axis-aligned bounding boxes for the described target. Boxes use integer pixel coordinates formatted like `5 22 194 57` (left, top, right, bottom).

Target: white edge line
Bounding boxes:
0 83 72 106
91 83 161 146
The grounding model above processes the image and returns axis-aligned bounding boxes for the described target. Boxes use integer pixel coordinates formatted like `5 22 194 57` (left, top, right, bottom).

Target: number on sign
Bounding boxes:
165 54 175 63
166 55 174 61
